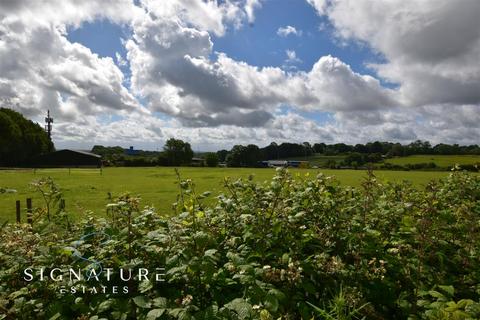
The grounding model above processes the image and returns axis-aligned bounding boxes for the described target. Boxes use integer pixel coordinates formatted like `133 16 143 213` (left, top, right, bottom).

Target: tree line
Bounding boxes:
92 138 480 168
0 108 53 167
1 108 478 168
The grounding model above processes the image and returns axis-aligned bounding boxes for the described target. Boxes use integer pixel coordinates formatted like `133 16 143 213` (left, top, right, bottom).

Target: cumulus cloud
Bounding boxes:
1 0 479 149
308 0 480 108
0 0 144 123
126 4 396 127
0 0 140 27
277 25 302 37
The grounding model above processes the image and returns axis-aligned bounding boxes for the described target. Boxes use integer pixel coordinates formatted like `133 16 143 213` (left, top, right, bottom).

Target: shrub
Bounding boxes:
1 169 480 319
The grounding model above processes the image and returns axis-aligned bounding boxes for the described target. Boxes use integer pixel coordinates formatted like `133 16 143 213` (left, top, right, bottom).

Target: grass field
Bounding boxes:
385 154 480 167
0 167 458 223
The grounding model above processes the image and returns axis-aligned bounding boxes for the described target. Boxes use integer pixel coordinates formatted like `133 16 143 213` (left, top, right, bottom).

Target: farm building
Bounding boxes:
191 157 206 166
259 160 309 168
32 149 102 168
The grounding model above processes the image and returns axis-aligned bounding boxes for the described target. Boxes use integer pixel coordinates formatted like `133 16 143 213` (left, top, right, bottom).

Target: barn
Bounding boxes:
32 149 102 168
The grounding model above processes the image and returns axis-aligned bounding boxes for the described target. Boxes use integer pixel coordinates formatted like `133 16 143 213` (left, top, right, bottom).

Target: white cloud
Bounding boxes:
125 5 395 127
2 0 480 150
308 0 480 108
245 0 263 24
277 25 302 37
0 0 141 28
115 52 127 67
0 0 144 124
285 50 302 64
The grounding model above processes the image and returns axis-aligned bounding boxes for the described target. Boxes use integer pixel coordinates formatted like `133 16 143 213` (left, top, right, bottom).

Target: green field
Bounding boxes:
385 154 480 167
0 167 457 223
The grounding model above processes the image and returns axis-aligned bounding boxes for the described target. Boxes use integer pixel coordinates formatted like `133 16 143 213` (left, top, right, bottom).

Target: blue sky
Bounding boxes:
67 1 381 79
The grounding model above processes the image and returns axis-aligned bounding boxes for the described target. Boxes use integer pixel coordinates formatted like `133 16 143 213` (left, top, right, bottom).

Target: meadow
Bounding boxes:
0 166 455 223
385 154 480 167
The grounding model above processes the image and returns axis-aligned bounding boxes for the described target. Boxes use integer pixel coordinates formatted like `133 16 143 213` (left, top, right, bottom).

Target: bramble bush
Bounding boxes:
1 168 480 319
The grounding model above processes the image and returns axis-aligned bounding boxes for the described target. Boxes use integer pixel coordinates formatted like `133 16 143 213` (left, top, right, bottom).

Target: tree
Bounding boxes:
205 153 219 167
226 145 246 167
0 108 53 166
388 143 405 157
216 149 229 163
313 143 326 154
303 142 313 158
343 152 364 167
0 112 21 165
262 142 279 160
245 144 261 167
163 138 193 166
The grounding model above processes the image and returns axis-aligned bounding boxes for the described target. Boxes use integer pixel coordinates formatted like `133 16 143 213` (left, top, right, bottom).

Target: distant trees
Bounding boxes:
205 153 219 167
313 143 326 154
163 138 194 166
226 145 247 167
0 108 53 166
91 139 194 167
216 150 229 163
342 152 382 168
97 138 480 169
262 142 279 160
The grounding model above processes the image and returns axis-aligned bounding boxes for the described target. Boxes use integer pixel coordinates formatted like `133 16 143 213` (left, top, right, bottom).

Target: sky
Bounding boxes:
1 0 479 151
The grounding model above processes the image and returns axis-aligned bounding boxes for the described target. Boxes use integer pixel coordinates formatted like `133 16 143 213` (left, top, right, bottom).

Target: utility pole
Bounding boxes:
45 110 53 151
45 110 53 139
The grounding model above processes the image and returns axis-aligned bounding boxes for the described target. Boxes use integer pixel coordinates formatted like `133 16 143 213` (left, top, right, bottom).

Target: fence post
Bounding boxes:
16 200 21 223
26 198 32 225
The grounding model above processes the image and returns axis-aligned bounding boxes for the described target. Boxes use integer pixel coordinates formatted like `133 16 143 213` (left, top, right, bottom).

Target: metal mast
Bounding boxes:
45 110 53 139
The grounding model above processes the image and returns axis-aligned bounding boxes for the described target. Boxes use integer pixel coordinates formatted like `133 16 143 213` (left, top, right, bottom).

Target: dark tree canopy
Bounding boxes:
0 108 54 166
205 152 219 167
216 149 229 163
163 138 194 166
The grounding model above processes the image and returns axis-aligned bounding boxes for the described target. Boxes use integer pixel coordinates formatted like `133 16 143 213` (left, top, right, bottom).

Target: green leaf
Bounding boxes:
152 297 168 308
9 287 28 299
264 294 279 313
457 299 474 309
224 298 253 320
138 280 153 293
97 299 114 313
48 313 61 320
146 309 165 320
132 296 150 308
438 285 454 297
268 289 286 302
428 290 446 300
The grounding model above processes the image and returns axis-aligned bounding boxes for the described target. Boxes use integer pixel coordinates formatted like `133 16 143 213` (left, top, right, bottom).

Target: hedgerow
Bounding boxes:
1 168 480 319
